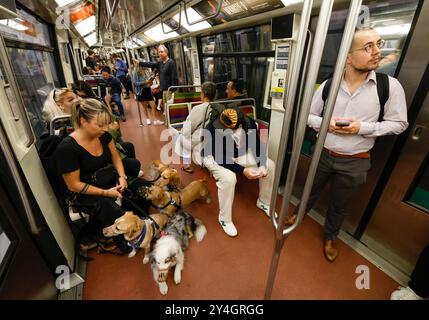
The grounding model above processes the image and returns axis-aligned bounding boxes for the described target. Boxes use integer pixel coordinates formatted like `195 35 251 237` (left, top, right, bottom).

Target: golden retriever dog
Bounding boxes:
138 179 211 217
148 160 181 189
102 211 168 263
150 211 207 295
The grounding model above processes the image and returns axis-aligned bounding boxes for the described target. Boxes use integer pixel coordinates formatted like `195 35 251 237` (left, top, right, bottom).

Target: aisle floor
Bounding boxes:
82 97 399 299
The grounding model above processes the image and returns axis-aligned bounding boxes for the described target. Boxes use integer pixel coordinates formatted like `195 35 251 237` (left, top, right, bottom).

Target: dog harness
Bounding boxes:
127 219 157 252
151 191 182 210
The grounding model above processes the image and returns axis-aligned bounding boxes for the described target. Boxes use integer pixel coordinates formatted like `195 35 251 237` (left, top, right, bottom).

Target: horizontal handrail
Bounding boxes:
183 0 223 26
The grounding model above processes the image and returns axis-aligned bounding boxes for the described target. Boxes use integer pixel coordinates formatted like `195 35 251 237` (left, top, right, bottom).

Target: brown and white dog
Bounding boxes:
102 211 169 263
148 160 181 189
150 211 207 295
138 179 211 217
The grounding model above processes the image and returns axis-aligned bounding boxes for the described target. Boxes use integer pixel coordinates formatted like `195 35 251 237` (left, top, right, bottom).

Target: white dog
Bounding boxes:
150 211 207 295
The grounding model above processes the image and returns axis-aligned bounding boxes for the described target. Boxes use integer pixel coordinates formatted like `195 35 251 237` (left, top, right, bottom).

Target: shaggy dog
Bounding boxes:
138 179 211 217
150 211 207 295
148 160 180 189
102 211 169 263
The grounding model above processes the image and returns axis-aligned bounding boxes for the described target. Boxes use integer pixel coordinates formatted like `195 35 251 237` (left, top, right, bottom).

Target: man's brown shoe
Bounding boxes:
324 239 338 262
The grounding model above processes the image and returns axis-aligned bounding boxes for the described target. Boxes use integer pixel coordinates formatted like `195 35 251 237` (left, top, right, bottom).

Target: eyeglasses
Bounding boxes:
352 39 385 53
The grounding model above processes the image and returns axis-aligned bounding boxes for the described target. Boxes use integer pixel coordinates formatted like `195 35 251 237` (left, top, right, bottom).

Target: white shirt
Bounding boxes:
308 71 408 155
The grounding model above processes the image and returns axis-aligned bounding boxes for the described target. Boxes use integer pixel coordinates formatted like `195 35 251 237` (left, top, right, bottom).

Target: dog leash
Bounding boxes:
121 188 161 230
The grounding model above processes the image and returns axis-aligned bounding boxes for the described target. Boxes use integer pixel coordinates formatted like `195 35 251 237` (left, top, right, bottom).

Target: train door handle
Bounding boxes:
411 125 426 140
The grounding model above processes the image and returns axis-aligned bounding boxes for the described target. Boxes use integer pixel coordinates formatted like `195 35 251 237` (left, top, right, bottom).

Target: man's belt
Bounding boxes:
323 147 370 159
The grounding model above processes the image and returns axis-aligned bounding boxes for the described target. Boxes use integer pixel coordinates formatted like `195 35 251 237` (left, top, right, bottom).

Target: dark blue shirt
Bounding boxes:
104 75 122 95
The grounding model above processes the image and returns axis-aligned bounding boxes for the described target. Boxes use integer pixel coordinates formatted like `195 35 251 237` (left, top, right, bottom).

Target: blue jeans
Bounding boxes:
111 93 125 116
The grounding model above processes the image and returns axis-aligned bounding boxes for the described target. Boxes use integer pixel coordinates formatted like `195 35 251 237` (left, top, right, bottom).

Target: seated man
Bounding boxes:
173 81 217 173
202 108 275 237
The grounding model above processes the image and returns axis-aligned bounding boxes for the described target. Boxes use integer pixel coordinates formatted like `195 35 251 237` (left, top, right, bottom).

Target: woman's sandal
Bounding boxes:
181 166 194 173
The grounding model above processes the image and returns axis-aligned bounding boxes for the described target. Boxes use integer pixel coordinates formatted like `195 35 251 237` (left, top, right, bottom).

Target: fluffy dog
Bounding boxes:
150 211 207 295
148 160 180 189
102 211 168 263
138 179 211 217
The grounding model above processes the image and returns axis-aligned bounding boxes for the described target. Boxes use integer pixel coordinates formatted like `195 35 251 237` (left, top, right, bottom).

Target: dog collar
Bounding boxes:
151 191 182 210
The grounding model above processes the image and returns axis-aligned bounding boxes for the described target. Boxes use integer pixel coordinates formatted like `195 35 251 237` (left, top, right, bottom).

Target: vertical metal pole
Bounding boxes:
264 0 314 300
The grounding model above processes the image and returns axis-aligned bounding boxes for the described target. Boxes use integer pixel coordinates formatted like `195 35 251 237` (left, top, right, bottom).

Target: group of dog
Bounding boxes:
102 160 211 295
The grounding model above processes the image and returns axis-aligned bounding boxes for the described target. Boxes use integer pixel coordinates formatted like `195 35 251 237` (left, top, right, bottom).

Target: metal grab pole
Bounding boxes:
277 0 335 237
264 0 314 300
297 0 363 224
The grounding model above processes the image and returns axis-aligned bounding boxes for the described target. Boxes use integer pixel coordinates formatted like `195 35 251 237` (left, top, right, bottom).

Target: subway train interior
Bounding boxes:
0 0 428 301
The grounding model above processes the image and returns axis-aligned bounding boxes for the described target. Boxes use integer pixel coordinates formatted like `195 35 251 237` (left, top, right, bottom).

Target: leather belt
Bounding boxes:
323 147 369 159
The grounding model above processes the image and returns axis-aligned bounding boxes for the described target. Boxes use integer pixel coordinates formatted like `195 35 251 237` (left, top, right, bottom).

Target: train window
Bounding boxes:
0 60 8 84
0 7 51 47
407 157 429 213
201 25 274 121
312 0 419 82
8 48 61 142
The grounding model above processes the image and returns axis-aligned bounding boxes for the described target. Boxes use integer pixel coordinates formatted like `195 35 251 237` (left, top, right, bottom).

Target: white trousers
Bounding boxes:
202 153 275 223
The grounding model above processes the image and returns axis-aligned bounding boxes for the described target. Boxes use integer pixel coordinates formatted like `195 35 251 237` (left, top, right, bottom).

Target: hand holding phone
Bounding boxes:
335 119 351 127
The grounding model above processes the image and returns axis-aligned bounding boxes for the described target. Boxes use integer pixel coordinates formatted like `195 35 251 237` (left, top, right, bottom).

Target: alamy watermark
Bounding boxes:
355 264 370 290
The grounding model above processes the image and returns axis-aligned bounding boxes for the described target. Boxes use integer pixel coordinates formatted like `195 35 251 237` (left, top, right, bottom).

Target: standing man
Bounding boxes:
295 28 408 262
112 53 131 99
134 45 178 112
85 49 96 70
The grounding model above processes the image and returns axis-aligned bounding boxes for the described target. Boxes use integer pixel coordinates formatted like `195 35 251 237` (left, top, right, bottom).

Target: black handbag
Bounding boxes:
86 164 118 188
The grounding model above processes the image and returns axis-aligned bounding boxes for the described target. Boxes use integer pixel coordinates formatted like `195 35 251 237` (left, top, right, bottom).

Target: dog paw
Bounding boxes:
206 197 211 204
174 272 181 284
128 250 137 258
159 282 168 295
143 255 149 264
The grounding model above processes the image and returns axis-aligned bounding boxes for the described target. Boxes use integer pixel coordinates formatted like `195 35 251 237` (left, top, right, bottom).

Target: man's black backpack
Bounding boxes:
305 72 390 145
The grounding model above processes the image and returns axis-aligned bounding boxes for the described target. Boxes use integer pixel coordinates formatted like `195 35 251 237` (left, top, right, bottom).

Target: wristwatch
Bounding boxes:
119 175 128 180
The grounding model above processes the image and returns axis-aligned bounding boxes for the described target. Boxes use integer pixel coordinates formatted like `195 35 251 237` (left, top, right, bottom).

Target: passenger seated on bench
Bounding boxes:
225 79 248 103
54 98 151 246
42 88 76 123
72 80 143 178
173 81 217 173
203 108 275 237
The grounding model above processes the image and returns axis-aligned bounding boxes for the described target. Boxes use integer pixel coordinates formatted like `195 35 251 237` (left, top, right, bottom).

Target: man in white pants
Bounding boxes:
203 108 275 237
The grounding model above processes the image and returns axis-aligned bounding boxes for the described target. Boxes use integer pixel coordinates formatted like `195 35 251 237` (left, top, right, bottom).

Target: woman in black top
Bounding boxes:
54 98 150 234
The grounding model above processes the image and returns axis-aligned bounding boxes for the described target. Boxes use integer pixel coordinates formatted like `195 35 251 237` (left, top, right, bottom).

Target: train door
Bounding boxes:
0 124 57 299
359 1 429 274
0 35 75 269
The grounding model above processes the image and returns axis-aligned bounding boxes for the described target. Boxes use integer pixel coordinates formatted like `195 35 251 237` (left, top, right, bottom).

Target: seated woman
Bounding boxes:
54 98 151 245
42 88 76 124
72 80 143 178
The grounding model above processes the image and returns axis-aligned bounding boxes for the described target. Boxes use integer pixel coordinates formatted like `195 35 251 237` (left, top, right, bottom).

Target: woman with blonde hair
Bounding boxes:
132 61 163 125
54 98 151 248
42 88 76 123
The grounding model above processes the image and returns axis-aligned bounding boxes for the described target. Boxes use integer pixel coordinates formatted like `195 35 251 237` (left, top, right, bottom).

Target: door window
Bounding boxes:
408 158 429 213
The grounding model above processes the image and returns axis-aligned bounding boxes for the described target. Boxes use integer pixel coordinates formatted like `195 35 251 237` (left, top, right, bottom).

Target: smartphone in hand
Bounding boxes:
335 120 351 127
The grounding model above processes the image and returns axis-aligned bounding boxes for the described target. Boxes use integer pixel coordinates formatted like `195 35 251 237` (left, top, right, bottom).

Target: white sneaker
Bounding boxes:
138 170 144 178
156 106 161 111
154 120 164 125
256 198 278 218
390 286 424 300
218 215 237 237
146 119 151 125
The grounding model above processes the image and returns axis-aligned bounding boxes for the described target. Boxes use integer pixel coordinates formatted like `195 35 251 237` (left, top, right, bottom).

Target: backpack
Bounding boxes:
305 72 390 146
321 72 389 121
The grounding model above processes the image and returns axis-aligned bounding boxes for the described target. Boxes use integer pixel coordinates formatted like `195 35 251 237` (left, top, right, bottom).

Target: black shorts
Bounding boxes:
137 87 153 102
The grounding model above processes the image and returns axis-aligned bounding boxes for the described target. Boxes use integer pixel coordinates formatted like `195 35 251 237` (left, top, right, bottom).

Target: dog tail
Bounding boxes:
194 218 207 242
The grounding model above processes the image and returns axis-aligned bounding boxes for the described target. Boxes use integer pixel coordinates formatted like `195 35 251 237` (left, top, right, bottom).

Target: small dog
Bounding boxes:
150 211 207 295
102 211 169 263
149 160 180 189
138 179 211 216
